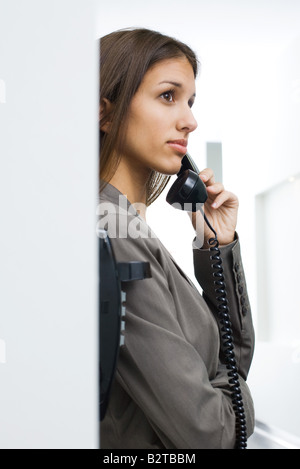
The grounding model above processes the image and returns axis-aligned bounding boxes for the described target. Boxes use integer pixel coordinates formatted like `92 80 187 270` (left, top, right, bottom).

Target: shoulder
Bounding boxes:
97 183 163 265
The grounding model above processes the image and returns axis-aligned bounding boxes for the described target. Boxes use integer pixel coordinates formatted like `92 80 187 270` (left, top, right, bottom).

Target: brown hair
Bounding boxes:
99 28 199 206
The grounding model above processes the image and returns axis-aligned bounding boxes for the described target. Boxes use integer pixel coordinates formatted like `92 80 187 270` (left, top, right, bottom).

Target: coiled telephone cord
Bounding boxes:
203 213 247 450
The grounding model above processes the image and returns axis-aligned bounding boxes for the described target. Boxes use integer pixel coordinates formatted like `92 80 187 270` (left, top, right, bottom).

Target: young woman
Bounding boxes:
99 28 255 449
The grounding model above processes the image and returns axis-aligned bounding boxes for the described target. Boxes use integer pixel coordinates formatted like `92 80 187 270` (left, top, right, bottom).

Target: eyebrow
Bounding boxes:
158 80 182 87
158 80 196 97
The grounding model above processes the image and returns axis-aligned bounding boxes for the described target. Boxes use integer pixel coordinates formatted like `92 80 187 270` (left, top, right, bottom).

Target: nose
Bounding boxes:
176 106 198 133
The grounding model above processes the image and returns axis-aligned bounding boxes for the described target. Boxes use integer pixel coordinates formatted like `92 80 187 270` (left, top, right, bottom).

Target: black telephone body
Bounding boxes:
99 153 248 449
99 230 151 420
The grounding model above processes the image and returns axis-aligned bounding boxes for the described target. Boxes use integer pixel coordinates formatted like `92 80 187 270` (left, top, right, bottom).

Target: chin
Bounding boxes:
158 156 183 176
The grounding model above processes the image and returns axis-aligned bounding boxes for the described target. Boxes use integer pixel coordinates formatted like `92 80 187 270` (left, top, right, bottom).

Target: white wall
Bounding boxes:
246 36 300 438
0 0 99 448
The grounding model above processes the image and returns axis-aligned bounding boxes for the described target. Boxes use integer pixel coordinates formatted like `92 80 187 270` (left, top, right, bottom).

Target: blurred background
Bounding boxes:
1 0 300 449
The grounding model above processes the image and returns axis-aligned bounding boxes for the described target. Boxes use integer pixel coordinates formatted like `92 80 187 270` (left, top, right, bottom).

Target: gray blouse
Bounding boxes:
99 182 255 449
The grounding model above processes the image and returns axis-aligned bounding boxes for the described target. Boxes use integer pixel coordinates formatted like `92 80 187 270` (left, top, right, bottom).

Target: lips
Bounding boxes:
167 139 188 155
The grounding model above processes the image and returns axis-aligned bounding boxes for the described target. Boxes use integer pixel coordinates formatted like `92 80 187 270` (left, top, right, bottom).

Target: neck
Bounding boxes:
107 157 152 220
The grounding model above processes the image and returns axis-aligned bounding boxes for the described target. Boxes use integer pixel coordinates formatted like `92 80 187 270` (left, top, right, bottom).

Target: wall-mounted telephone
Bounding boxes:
166 154 248 450
99 230 151 420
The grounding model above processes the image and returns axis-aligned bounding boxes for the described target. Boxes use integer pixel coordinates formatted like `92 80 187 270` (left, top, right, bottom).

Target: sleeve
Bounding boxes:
107 218 254 449
193 234 255 380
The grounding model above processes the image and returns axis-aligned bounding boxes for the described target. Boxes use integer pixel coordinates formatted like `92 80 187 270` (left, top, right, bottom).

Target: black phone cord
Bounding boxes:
203 212 247 450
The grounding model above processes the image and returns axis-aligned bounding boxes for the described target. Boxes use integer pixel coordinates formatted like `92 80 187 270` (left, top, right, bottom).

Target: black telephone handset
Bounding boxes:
166 154 208 211
166 154 248 450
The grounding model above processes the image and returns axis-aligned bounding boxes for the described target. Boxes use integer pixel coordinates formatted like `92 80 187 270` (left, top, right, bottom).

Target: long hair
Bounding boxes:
99 28 199 206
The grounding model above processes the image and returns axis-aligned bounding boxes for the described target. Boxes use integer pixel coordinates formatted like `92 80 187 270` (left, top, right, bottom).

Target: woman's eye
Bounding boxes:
161 91 175 103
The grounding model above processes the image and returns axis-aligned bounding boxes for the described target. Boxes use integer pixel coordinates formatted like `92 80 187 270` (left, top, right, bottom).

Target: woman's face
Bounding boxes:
119 57 198 176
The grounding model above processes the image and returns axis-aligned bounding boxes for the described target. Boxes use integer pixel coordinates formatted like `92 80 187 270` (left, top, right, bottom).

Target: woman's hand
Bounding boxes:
191 168 239 247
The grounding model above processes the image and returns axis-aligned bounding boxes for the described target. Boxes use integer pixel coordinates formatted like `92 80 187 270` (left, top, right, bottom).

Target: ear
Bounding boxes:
99 98 114 133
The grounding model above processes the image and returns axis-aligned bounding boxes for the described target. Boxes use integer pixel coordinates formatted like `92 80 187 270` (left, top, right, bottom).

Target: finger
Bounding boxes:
206 182 224 195
210 191 239 209
199 168 215 186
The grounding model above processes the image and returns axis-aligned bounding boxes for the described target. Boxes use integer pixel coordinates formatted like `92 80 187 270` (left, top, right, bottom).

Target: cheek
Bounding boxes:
129 103 165 140
142 114 166 145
